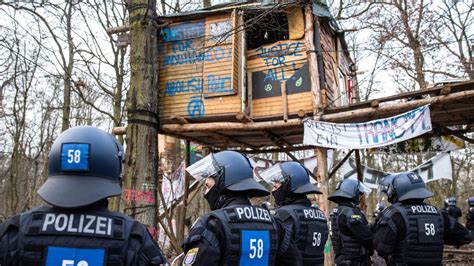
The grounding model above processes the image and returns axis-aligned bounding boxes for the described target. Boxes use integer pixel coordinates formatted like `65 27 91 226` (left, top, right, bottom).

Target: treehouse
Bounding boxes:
154 0 474 152
156 0 355 150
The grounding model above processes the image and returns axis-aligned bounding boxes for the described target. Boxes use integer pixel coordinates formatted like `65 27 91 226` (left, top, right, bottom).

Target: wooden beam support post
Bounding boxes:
304 5 331 264
354 149 367 212
304 4 321 115
282 81 288 122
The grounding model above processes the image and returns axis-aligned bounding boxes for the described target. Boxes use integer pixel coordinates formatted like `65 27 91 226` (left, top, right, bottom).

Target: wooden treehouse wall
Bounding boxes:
157 8 353 122
158 13 241 120
246 7 313 119
320 23 351 108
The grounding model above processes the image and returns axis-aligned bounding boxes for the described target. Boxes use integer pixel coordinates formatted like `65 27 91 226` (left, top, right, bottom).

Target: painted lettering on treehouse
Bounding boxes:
248 40 310 100
158 17 238 119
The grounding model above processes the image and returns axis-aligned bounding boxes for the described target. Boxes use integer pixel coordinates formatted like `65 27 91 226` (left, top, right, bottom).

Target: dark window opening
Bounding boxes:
245 11 289 50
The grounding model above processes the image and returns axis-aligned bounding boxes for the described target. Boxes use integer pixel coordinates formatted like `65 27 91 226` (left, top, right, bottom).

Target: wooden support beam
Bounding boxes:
370 100 379 108
328 150 355 179
355 149 366 212
165 132 225 150
106 24 129 35
297 109 307 119
328 80 474 113
171 115 189 125
208 132 257 149
435 124 474 144
112 126 126 135
282 81 288 122
237 145 317 154
440 86 451 95
236 111 253 123
304 4 321 114
160 90 474 133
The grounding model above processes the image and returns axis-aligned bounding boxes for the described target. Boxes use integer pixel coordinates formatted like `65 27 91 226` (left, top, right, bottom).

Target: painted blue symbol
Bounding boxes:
187 96 205 118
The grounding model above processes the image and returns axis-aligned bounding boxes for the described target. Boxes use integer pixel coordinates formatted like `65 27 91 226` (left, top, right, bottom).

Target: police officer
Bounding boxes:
328 178 374 265
374 172 472 265
260 161 328 266
466 197 474 237
0 126 166 265
444 197 462 221
182 151 301 266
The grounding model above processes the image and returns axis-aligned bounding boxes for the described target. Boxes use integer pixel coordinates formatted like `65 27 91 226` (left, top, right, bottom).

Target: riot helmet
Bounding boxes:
328 178 371 204
260 161 321 206
444 197 457 207
467 197 474 207
383 172 433 203
186 150 269 210
38 126 124 208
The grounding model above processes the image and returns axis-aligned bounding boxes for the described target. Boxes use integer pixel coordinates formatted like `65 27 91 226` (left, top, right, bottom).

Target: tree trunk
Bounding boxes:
61 1 74 131
124 0 159 230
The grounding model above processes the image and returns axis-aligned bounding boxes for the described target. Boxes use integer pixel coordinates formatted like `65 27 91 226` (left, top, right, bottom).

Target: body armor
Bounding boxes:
6 206 164 266
330 205 368 262
276 204 328 265
383 203 444 265
185 205 279 266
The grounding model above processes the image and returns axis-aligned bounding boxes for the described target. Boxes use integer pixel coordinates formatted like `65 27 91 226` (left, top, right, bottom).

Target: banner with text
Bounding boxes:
304 105 432 149
340 152 452 189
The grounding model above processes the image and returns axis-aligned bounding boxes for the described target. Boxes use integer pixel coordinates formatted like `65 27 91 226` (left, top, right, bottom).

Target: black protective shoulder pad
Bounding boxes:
0 215 20 237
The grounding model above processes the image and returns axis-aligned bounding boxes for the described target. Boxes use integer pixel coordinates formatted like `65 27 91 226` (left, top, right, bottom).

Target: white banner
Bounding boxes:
304 105 432 149
161 162 186 207
340 153 452 189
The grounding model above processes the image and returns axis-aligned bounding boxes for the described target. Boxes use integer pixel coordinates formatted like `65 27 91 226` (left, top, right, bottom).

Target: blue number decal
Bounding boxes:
61 143 89 171
45 246 105 266
240 230 269 266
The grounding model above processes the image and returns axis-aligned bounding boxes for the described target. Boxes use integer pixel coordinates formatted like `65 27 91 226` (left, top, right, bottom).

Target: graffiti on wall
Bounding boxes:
160 19 235 118
251 41 310 99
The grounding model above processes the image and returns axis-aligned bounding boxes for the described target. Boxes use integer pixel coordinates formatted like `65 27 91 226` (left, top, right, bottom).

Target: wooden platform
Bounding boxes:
115 80 474 151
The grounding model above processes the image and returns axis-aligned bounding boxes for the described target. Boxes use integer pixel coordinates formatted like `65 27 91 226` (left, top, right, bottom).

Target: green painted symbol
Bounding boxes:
264 84 272 92
295 77 302 87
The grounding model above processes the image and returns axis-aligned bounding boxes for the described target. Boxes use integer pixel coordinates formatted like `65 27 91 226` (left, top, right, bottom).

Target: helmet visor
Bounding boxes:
259 164 286 187
185 153 221 181
358 180 372 195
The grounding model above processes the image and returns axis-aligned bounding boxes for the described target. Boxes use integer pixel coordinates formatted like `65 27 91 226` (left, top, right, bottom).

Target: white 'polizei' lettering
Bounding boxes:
303 209 326 220
40 213 113 236
235 207 271 221
411 205 437 214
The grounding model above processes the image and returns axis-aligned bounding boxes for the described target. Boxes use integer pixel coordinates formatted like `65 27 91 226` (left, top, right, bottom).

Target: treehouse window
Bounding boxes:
245 12 289 50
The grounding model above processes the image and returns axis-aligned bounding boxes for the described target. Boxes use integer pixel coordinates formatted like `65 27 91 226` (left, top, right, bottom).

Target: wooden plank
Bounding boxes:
159 95 241 106
246 39 306 57
246 56 307 70
282 81 288 121
288 6 305 40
